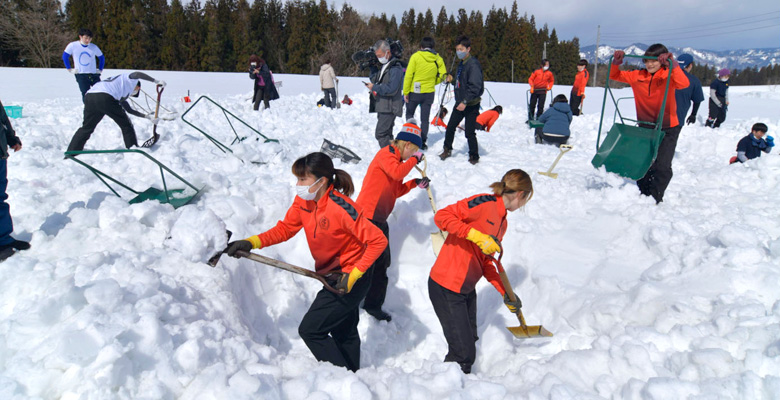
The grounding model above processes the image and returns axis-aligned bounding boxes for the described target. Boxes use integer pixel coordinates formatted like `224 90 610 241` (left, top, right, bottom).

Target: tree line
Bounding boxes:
1 0 778 86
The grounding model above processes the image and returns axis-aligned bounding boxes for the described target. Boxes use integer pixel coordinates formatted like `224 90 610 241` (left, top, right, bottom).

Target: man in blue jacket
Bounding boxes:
366 40 404 148
439 35 484 165
0 100 30 261
675 54 705 127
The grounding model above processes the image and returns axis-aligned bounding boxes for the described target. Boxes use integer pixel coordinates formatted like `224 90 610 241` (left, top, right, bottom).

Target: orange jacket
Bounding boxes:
430 193 508 295
528 69 554 91
431 115 447 128
573 69 589 96
356 145 419 223
610 64 689 129
476 110 500 132
253 186 387 275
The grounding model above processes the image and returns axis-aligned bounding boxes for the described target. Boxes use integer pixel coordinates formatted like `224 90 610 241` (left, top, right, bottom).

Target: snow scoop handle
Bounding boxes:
235 250 345 295
414 157 439 214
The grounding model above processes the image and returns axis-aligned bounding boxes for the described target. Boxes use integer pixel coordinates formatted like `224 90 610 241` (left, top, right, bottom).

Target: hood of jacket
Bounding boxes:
552 102 571 113
416 50 440 63
320 64 332 72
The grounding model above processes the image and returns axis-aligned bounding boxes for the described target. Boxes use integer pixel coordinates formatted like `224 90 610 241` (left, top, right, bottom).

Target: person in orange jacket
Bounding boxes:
571 59 589 115
356 119 429 322
226 152 387 372
428 169 532 374
431 107 448 129
475 105 502 132
610 43 689 203
528 59 554 121
341 94 353 105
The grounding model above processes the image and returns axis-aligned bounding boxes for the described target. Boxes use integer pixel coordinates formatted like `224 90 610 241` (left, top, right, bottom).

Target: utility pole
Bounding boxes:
511 59 514 83
592 25 600 87
543 41 547 59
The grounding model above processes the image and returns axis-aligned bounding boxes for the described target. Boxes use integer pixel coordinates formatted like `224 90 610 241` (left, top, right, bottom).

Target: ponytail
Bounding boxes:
490 169 534 201
292 152 355 197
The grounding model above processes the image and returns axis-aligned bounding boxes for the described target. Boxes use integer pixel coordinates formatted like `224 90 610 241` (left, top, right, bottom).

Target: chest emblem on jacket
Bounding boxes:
319 217 330 231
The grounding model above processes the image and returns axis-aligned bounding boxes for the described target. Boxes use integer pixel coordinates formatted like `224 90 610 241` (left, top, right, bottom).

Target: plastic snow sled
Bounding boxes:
591 54 671 180
64 149 204 208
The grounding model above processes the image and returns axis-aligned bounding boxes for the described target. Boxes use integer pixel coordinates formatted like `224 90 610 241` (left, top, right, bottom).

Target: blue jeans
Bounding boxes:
0 159 14 245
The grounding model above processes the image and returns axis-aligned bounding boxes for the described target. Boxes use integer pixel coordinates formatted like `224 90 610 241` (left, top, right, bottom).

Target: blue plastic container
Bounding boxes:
3 106 22 119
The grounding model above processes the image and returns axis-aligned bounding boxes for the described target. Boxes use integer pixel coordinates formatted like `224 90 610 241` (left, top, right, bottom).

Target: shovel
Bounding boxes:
492 244 553 339
537 144 573 179
141 84 164 148
208 235 344 295
414 157 447 256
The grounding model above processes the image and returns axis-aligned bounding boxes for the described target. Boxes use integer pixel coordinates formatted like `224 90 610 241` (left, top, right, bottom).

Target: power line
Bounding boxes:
600 14 780 38
601 23 779 43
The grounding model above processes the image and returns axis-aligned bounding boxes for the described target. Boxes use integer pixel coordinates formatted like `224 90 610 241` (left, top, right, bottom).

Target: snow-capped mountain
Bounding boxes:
580 43 780 69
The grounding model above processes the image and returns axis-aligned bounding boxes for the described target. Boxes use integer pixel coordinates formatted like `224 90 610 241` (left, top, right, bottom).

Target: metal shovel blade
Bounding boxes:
507 325 554 338
431 231 447 257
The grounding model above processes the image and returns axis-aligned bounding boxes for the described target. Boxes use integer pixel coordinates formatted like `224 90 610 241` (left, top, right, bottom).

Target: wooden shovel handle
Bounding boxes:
492 243 528 329
233 250 344 295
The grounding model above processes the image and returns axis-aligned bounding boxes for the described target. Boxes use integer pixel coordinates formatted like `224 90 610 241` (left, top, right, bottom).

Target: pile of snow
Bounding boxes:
0 67 778 399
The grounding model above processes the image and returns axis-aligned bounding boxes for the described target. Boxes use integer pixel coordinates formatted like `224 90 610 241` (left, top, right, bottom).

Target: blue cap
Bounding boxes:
678 54 694 68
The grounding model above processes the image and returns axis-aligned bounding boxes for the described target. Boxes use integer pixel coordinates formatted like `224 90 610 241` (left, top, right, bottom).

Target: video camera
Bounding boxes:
351 38 404 70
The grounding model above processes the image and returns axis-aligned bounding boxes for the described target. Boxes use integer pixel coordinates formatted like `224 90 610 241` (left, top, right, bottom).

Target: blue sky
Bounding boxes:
336 0 780 51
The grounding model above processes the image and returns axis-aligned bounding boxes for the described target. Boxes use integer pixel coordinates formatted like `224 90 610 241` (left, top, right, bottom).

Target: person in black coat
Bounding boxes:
0 100 30 261
249 54 279 110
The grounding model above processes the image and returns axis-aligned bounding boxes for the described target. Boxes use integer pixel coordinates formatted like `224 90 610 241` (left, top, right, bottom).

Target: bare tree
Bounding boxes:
0 0 70 68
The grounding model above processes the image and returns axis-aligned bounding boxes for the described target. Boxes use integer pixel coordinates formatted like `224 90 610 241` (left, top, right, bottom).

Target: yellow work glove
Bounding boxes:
503 292 522 314
466 228 500 255
337 268 365 293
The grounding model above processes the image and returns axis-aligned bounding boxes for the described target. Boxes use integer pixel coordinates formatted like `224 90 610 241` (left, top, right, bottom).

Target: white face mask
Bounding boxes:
378 55 389 64
543 66 549 71
720 77 729 82
296 177 323 201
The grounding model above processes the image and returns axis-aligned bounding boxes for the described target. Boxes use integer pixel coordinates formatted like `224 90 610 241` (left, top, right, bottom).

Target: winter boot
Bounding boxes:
705 118 714 128
365 308 392 322
468 155 479 165
439 148 452 161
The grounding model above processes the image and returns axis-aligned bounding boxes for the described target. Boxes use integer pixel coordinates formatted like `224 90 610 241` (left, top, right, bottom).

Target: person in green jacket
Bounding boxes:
403 37 447 150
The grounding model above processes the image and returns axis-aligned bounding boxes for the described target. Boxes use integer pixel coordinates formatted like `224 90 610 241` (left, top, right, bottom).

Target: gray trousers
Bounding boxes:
375 113 396 148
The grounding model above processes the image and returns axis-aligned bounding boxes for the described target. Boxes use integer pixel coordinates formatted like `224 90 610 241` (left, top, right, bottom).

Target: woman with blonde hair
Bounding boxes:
427 169 533 374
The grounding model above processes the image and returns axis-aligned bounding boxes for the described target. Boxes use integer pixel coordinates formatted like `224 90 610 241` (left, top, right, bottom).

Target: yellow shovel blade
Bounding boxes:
431 231 447 257
507 325 554 338
537 171 558 179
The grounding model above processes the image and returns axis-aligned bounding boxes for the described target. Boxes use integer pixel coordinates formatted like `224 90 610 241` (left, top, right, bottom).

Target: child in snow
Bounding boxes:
225 152 386 372
66 72 166 152
431 107 448 128
570 59 589 116
0 99 30 261
675 54 705 127
341 95 353 105
731 123 774 163
535 95 572 146
356 119 430 322
528 59 554 121
610 44 689 203
475 106 502 132
62 28 105 102
428 169 531 374
706 68 730 128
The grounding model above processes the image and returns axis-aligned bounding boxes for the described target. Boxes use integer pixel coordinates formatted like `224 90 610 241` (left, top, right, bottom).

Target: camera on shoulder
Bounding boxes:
351 38 404 70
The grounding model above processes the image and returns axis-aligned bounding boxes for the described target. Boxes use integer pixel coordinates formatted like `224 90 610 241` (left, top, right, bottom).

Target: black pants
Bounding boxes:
706 98 726 128
529 90 547 119
298 267 372 372
75 73 101 103
253 85 270 110
570 91 583 116
637 125 681 203
323 88 337 109
443 104 480 159
67 92 137 152
363 220 390 312
405 92 435 146
428 277 478 374
534 128 569 146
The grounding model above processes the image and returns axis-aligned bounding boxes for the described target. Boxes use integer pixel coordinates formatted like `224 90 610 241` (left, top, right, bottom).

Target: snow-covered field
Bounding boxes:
1 67 779 399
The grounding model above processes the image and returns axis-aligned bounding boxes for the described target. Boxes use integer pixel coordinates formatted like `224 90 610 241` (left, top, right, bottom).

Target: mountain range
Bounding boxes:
580 44 780 70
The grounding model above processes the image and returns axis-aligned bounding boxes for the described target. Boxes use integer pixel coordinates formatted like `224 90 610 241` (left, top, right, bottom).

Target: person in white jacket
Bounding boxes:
319 60 338 109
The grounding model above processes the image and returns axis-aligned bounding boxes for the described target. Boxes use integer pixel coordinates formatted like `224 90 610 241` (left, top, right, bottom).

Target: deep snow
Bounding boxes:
0 67 779 399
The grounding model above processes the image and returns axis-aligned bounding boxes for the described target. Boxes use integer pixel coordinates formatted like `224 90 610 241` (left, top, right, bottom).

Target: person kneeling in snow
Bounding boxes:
431 107 448 129
731 123 773 164
428 169 531 374
356 119 429 322
66 72 165 152
475 105 502 132
535 95 572 146
225 152 386 372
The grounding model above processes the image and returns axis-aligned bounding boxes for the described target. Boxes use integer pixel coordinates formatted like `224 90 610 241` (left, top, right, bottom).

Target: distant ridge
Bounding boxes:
580 43 780 69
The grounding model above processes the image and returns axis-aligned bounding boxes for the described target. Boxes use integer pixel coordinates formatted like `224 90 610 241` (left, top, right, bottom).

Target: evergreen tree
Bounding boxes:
160 0 187 70
482 7 506 81
496 2 522 83
182 0 204 71
231 0 252 71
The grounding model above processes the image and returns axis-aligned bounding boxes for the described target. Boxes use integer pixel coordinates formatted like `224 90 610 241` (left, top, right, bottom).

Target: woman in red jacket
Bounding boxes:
428 169 532 374
226 152 387 372
610 43 689 203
